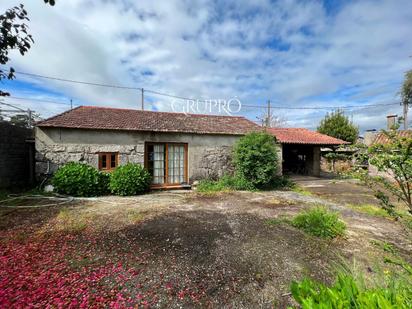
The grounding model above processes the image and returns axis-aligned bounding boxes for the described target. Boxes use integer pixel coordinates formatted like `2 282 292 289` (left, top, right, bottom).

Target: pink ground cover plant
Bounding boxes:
0 228 207 308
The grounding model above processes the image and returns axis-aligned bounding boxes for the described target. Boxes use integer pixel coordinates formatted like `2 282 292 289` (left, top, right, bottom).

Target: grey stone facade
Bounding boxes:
35 127 240 183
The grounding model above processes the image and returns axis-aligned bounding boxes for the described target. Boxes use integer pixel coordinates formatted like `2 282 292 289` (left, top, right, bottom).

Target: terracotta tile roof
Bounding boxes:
36 106 260 135
373 130 412 144
267 127 349 145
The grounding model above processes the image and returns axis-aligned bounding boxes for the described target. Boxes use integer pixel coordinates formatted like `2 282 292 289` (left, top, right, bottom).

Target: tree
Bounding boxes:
368 129 412 215
1 1 54 96
401 69 412 129
233 132 279 188
317 109 359 143
0 4 33 96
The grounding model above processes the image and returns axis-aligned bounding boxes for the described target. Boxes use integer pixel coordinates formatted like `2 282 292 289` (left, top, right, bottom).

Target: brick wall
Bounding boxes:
0 122 34 188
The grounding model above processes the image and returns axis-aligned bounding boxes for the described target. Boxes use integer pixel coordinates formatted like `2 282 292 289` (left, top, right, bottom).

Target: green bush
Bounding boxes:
233 132 279 189
290 272 412 308
269 176 295 190
196 174 256 193
52 162 109 197
291 207 346 239
109 163 151 196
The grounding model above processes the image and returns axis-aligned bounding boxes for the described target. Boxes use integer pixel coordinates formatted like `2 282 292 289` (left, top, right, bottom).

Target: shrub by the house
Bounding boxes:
52 162 109 197
109 163 151 196
197 174 255 193
233 131 279 189
291 207 346 239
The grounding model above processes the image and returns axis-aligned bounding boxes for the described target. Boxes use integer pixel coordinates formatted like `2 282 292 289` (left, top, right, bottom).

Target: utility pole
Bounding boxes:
70 99 73 110
141 88 144 110
266 99 271 127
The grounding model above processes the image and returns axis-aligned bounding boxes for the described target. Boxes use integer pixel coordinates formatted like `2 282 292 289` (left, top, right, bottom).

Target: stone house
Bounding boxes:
35 106 260 188
35 106 348 187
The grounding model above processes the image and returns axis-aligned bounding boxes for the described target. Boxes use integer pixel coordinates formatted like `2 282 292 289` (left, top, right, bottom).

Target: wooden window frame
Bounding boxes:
144 142 188 188
98 152 119 172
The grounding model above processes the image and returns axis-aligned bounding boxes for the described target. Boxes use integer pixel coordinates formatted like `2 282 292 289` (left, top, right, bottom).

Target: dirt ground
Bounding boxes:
1 178 411 308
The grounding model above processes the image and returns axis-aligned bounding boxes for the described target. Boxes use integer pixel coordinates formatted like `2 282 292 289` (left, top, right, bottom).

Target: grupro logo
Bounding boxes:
171 97 242 115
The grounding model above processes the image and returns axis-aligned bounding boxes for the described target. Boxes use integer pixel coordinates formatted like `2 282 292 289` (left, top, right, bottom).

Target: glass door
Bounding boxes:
167 144 185 184
147 144 165 184
146 143 187 186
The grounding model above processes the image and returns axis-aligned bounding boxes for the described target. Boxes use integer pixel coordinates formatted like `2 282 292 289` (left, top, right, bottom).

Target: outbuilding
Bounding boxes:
267 128 348 176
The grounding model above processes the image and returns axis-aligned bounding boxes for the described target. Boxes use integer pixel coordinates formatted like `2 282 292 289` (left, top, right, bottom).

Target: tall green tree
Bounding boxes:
317 109 359 143
401 70 412 107
401 69 412 129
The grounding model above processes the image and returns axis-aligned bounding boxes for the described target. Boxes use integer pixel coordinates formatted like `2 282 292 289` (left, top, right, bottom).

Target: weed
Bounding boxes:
127 210 146 223
347 203 393 218
291 207 346 239
291 185 312 196
55 208 87 234
196 174 255 193
265 216 292 226
370 240 397 254
290 270 412 308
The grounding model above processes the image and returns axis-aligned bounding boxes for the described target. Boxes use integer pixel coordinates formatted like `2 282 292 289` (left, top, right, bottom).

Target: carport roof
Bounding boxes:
267 128 349 145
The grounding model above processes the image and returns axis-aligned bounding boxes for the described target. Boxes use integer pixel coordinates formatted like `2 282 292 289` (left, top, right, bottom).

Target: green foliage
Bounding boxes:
368 130 412 214
269 175 295 190
196 174 256 193
0 4 33 96
317 109 359 143
347 203 393 219
290 272 412 309
291 207 346 239
52 162 109 197
109 163 151 196
291 185 313 196
401 70 412 107
233 132 279 189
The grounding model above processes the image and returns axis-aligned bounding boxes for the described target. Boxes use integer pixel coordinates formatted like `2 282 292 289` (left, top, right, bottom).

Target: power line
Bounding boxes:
9 69 403 111
6 95 75 106
15 71 140 90
241 102 399 110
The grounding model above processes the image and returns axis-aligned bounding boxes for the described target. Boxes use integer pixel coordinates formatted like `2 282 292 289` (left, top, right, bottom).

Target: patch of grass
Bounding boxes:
291 185 313 196
196 174 256 194
347 203 393 218
127 209 146 223
265 216 292 226
371 240 397 254
290 270 412 308
291 207 346 239
401 217 412 231
55 208 87 234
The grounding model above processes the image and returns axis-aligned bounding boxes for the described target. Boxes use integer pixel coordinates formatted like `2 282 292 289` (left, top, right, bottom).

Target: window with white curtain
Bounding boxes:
146 143 187 185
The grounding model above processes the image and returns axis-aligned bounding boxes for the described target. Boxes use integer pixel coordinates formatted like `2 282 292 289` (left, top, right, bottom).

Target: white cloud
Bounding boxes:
0 0 411 131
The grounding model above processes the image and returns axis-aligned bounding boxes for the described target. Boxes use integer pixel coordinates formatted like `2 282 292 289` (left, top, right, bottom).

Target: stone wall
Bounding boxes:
0 122 34 188
35 127 240 183
190 146 234 180
35 143 145 176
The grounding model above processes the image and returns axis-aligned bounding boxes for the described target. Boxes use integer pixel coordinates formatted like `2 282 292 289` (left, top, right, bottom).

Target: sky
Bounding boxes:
0 0 411 133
